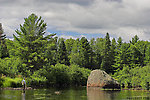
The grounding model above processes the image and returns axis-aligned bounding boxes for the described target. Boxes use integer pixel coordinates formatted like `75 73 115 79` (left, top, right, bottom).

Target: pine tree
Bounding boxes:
134 41 146 66
79 37 92 68
113 37 123 71
65 38 75 60
128 44 143 67
145 43 150 65
89 38 98 69
0 23 9 58
95 38 105 69
101 33 112 73
110 38 116 73
117 37 122 49
57 38 69 65
70 38 81 65
44 37 58 65
113 43 130 71
111 38 116 62
130 35 139 45
13 14 55 72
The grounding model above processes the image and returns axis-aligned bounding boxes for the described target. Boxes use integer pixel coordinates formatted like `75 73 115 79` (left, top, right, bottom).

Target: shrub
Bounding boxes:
70 64 91 86
113 65 150 89
44 64 91 87
46 63 70 87
2 77 22 88
29 70 47 88
0 57 21 77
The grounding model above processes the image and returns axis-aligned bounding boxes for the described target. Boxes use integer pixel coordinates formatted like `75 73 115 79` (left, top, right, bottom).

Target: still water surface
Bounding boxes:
0 87 149 100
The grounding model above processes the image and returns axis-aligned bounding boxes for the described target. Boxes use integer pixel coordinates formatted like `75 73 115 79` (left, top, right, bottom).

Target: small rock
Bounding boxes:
54 91 61 95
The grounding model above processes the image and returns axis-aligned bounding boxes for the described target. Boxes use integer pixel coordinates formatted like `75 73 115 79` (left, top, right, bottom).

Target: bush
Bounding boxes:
2 77 22 88
0 63 91 88
70 64 91 86
0 77 4 87
113 65 150 89
0 57 21 77
43 64 91 87
46 63 70 87
29 70 47 88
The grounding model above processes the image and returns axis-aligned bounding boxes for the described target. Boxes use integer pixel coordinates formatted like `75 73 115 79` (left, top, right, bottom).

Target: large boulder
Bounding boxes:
87 70 120 89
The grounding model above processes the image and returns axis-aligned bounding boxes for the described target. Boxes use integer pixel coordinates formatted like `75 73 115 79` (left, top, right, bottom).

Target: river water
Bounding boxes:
0 87 149 100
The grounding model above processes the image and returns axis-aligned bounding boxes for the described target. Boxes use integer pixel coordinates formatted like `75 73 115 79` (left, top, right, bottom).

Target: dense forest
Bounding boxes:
0 14 149 89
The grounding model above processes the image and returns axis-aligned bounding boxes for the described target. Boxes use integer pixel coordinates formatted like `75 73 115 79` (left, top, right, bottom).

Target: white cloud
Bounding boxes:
80 35 87 38
1 0 150 41
59 35 77 40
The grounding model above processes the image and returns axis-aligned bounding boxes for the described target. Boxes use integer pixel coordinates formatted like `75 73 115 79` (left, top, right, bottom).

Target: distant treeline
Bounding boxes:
0 14 149 89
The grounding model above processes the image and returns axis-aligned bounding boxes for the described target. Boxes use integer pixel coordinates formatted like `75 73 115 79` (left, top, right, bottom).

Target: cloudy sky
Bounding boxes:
0 0 150 41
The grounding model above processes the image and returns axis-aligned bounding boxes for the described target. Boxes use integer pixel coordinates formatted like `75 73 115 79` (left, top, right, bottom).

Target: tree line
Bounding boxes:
0 14 149 89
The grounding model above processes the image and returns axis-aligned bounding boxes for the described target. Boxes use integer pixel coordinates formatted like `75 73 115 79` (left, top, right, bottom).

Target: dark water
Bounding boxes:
0 87 149 100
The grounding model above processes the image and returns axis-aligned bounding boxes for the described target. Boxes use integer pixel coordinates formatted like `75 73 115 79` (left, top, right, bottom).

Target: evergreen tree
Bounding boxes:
13 14 55 73
65 38 75 62
70 38 81 65
110 38 116 73
113 37 123 71
145 43 150 65
79 37 92 68
95 38 105 69
57 38 69 65
117 37 122 49
45 37 58 65
130 35 139 45
0 23 6 42
111 38 116 62
113 42 133 71
89 38 99 69
128 44 143 67
0 23 9 58
101 33 112 73
134 41 146 66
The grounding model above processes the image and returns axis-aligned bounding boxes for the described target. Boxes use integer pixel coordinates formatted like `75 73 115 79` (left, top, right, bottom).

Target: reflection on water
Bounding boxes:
87 87 120 100
0 87 149 100
22 90 25 100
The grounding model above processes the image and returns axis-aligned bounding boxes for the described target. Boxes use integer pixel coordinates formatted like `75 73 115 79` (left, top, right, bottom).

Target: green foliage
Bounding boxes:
130 35 139 45
92 38 104 69
1 14 150 89
13 13 55 72
0 77 3 87
101 33 113 73
70 64 91 86
57 38 69 65
33 64 91 87
44 37 57 65
65 38 75 56
0 57 22 77
70 37 93 69
29 70 47 87
70 38 80 65
79 37 92 68
6 39 19 57
0 23 9 58
2 77 22 88
44 63 70 86
113 65 150 89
